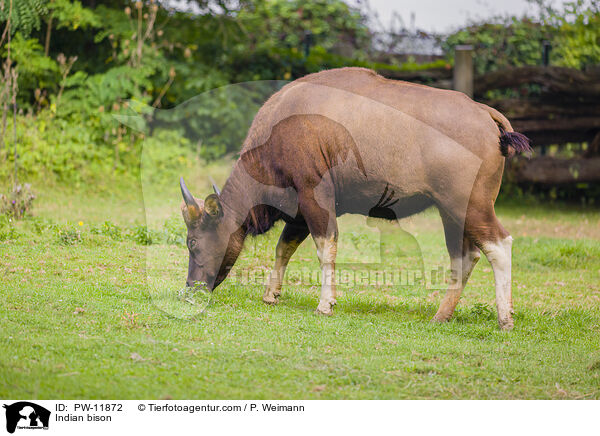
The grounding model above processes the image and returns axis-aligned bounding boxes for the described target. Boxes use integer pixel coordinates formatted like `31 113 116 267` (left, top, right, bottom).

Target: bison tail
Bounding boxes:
499 127 533 159
480 103 533 159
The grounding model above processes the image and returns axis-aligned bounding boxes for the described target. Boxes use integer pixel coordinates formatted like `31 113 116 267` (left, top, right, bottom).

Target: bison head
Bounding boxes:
180 177 236 291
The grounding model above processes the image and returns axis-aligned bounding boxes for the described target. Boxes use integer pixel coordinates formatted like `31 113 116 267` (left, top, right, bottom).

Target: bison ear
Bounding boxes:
181 201 202 225
203 193 223 220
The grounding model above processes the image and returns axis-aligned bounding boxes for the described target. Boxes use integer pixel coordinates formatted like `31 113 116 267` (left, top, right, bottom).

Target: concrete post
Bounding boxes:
454 45 474 98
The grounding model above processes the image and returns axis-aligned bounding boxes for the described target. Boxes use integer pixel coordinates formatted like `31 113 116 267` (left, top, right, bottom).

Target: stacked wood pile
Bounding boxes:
378 65 600 185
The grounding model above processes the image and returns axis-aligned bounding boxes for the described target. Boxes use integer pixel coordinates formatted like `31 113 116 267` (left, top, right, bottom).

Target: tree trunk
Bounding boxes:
507 156 600 185
44 15 53 57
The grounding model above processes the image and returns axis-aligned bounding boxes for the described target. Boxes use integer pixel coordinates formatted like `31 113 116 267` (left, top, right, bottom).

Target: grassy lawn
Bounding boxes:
1 175 600 399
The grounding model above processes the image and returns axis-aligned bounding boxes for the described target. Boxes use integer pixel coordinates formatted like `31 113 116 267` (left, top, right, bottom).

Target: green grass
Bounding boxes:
1 177 600 399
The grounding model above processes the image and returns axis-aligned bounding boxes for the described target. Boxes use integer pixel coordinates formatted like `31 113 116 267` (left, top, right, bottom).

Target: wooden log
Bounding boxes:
507 156 600 185
475 66 600 98
510 116 599 147
519 129 597 148
377 67 452 82
483 98 600 120
379 64 600 148
512 116 600 132
584 132 600 157
480 98 600 146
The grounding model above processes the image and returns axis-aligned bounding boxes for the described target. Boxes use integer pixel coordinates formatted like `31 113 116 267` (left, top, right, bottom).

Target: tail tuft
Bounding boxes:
499 127 533 159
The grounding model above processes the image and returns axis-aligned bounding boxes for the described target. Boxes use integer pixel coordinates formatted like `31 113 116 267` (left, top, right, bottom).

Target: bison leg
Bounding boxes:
464 206 515 330
433 212 480 323
481 235 514 330
315 232 337 315
297 190 338 316
313 232 338 315
263 222 309 305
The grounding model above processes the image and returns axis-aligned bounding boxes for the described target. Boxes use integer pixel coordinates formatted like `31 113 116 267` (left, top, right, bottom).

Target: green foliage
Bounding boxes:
0 112 133 185
1 0 597 189
462 302 496 322
91 220 123 241
0 183 36 219
140 130 195 183
90 219 185 247
549 0 600 69
57 226 82 245
162 215 186 246
58 65 153 120
0 214 18 240
0 0 47 36
3 33 59 98
150 84 278 160
443 18 549 74
50 0 100 31
444 1 600 74
0 0 405 170
237 0 370 56
130 225 154 245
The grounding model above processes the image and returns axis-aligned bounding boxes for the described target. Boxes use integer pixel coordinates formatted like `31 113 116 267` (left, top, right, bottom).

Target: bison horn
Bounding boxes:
209 176 221 196
180 177 199 209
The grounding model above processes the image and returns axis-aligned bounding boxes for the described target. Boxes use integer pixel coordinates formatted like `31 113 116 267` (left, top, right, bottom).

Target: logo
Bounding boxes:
3 402 50 434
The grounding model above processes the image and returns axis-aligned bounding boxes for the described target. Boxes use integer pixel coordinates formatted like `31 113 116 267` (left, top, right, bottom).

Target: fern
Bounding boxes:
0 0 48 36
50 0 100 31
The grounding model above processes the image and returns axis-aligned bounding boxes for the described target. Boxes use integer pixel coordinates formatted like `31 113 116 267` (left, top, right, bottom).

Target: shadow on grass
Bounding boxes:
262 287 437 322
196 283 600 343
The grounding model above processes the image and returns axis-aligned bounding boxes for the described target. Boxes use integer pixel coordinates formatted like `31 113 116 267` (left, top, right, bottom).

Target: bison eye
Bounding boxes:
188 238 197 250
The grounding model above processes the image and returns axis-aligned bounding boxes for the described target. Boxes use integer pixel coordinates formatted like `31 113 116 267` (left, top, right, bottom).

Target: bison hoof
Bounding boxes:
262 292 279 305
498 318 514 331
431 313 452 323
316 300 335 316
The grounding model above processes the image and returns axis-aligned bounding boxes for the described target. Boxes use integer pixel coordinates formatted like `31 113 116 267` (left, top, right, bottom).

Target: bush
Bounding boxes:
89 220 178 246
443 18 549 75
163 215 186 246
130 225 154 245
90 221 123 241
29 217 57 234
57 227 82 245
0 215 19 241
0 183 36 219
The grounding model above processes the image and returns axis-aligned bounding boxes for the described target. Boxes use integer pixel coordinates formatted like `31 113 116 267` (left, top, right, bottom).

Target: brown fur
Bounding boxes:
181 67 527 328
